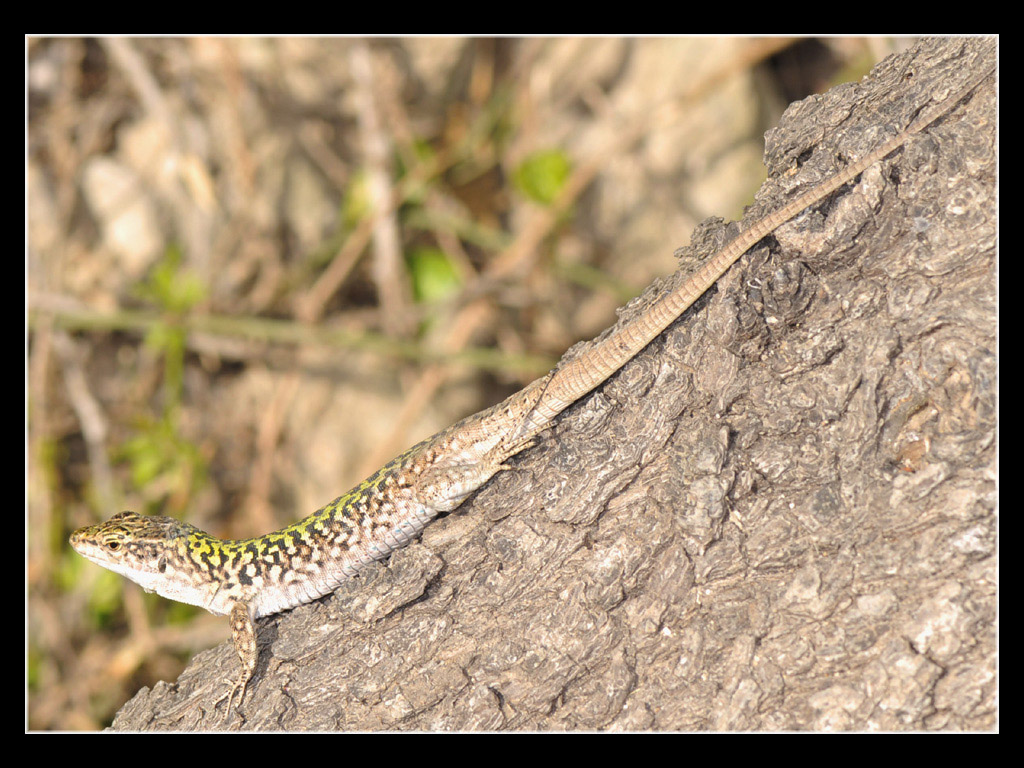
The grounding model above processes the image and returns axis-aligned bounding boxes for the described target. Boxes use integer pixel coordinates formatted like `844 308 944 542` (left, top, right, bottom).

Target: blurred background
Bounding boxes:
27 37 912 729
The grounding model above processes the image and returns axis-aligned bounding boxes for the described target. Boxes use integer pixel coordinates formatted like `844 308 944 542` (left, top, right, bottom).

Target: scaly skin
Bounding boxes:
70 64 994 722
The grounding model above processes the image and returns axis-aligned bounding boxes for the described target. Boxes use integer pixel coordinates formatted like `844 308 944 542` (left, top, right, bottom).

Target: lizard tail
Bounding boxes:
508 63 995 446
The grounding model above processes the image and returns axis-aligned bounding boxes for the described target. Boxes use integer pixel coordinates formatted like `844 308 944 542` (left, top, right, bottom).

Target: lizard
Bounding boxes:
70 63 994 722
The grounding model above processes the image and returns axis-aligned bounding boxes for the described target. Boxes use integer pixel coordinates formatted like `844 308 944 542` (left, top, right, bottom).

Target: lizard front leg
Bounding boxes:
215 600 258 722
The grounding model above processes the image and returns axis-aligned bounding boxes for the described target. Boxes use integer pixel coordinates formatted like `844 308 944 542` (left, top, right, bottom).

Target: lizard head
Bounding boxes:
70 511 194 591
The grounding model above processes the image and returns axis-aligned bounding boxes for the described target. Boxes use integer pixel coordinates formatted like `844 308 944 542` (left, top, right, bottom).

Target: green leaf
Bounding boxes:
341 169 372 231
406 247 462 304
513 149 572 206
134 245 207 314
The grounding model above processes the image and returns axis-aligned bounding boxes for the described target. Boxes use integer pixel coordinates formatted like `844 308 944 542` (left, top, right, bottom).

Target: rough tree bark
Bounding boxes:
111 37 996 731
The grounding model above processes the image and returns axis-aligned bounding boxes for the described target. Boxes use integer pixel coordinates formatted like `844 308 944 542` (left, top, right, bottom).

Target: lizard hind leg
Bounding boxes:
412 455 512 514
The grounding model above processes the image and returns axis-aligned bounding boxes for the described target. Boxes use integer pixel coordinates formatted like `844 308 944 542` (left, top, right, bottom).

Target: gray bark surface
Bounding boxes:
112 37 996 731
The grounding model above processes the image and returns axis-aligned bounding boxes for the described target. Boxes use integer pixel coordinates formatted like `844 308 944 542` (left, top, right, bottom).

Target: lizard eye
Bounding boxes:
106 541 121 551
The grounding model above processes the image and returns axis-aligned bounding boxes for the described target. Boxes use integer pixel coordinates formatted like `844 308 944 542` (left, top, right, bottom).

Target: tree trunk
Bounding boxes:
111 37 996 731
